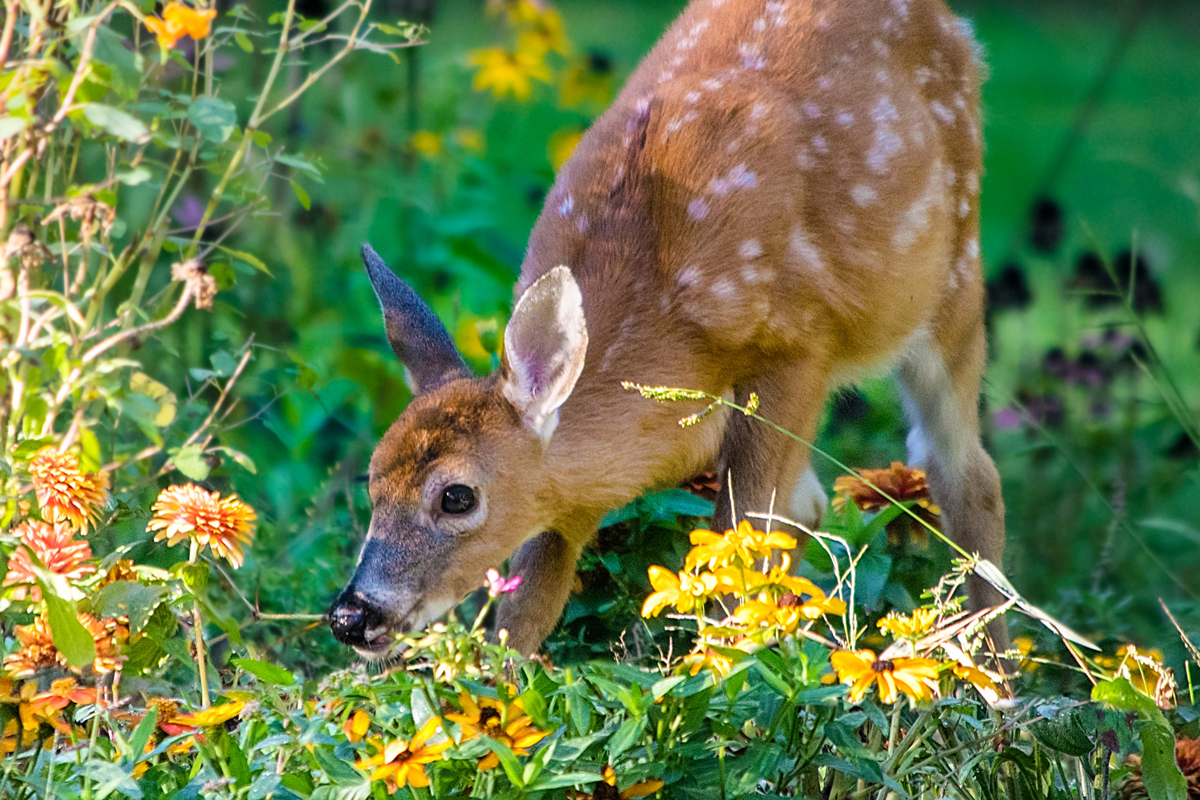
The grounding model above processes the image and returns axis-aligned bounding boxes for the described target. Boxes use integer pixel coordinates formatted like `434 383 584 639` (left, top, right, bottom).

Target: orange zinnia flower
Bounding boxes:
144 2 217 49
356 717 451 790
147 484 256 567
22 678 97 735
2 520 95 602
27 447 108 532
832 462 940 515
830 649 940 704
2 613 128 677
173 700 245 727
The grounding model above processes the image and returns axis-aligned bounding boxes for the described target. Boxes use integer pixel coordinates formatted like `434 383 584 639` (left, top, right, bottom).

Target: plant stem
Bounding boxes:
189 539 211 707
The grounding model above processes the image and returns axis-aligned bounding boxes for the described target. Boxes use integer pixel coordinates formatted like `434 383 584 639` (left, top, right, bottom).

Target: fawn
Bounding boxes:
330 0 1008 657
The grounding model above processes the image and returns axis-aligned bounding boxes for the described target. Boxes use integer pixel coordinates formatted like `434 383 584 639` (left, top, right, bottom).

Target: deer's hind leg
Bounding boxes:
897 315 1008 653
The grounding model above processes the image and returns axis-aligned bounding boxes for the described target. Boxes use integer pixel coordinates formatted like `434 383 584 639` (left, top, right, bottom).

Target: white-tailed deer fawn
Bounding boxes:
330 0 1007 657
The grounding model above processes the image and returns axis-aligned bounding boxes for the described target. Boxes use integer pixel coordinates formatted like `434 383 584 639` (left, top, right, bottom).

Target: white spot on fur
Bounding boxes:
812 135 829 154
678 266 701 286
866 96 902 173
965 238 980 259
851 184 878 206
892 161 945 251
688 199 709 220
753 16 767 32
750 102 769 121
685 91 702 104
818 75 832 90
958 197 970 218
788 225 824 271
803 102 821 118
930 100 955 126
966 171 979 194
872 38 889 57
738 42 766 70
915 66 932 85
766 1 788 26
797 148 815 169
576 215 589 234
739 239 763 259
701 77 724 91
836 110 854 127
710 277 738 299
944 167 956 186
557 195 573 216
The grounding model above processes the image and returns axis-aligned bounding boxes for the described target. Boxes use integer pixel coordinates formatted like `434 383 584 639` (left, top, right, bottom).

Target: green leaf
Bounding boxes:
215 446 257 474
0 117 26 142
117 167 152 185
91 581 169 635
232 657 296 686
482 737 526 788
311 746 364 786
290 179 311 210
1094 677 1187 800
607 716 646 757
44 590 96 669
25 551 94 669
528 772 604 790
188 97 237 142
274 152 321 175
211 350 239 377
93 26 144 100
172 444 210 481
83 104 150 143
216 245 272 275
130 705 159 763
234 32 254 52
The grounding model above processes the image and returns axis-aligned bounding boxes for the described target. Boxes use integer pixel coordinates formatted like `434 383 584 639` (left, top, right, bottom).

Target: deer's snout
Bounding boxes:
328 587 387 649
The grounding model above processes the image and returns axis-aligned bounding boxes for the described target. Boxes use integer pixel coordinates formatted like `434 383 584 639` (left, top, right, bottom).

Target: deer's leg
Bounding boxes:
715 359 829 543
497 529 587 654
898 324 1009 653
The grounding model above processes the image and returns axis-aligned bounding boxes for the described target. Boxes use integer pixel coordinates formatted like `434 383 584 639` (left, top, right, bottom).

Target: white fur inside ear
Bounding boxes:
503 266 588 444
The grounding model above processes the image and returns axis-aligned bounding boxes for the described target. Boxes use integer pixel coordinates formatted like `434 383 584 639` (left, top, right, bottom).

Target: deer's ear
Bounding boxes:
502 266 588 445
361 243 468 394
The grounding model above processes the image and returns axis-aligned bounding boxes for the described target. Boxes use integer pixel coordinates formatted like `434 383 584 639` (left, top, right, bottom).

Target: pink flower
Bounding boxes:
485 569 522 598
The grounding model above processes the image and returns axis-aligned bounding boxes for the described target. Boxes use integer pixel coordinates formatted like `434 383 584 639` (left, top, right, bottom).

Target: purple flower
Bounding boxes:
485 568 522 598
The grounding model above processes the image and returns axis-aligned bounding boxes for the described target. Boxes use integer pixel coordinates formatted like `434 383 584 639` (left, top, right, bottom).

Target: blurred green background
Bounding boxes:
130 0 1200 677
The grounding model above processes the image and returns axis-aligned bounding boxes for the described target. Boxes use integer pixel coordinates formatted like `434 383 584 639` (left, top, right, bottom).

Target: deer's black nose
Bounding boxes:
329 588 385 647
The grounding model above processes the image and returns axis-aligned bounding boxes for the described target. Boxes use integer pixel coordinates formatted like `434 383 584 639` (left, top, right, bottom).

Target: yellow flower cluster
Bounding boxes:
469 0 568 101
642 522 846 675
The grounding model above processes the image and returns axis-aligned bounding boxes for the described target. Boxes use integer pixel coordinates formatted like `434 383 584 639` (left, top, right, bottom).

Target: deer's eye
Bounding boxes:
440 484 476 515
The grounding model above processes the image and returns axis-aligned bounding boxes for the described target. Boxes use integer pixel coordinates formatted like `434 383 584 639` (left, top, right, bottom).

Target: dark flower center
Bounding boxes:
778 592 800 607
871 659 895 673
479 707 502 730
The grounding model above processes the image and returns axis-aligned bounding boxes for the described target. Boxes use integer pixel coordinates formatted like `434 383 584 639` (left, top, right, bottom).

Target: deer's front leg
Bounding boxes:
497 530 586 654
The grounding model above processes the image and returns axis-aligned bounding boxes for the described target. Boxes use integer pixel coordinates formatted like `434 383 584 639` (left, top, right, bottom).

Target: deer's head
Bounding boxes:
328 245 588 658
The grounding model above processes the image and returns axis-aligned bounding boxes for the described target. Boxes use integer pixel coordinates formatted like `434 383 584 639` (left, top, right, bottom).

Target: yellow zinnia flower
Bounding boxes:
147 484 256 567
468 47 551 101
28 447 109 532
171 699 245 728
356 717 450 790
830 649 940 704
445 692 549 771
641 566 717 618
344 709 370 743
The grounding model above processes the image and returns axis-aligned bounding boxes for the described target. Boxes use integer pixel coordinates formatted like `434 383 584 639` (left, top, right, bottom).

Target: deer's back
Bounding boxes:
522 0 984 384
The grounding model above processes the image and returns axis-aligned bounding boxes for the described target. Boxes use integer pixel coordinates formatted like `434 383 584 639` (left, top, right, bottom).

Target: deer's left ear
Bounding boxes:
501 266 588 445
